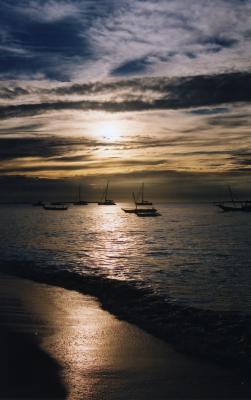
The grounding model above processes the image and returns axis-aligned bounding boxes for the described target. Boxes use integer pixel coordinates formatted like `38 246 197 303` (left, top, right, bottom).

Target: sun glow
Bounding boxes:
92 120 123 141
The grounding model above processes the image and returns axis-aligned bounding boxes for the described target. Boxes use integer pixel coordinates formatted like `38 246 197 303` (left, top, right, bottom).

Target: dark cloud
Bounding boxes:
230 150 251 167
0 136 64 160
111 57 152 76
0 0 117 80
0 175 96 203
189 107 229 115
2 168 251 203
0 122 45 135
208 113 251 128
200 36 238 49
1 72 251 119
0 135 104 161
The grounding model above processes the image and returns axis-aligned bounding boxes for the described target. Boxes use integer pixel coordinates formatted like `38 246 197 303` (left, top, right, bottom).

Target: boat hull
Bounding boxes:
98 201 116 205
73 201 88 206
136 201 152 206
136 211 161 217
43 205 68 211
216 204 251 212
122 207 157 213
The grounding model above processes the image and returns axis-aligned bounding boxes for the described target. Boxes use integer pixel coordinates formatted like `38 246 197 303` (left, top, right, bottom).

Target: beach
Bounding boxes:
1 272 251 400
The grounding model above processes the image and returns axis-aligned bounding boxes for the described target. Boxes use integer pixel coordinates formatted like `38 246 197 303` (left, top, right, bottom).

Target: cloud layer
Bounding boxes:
1 0 251 199
0 0 251 80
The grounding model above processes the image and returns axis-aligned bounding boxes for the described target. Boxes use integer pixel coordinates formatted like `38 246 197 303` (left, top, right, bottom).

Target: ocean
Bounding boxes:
0 203 250 314
1 202 251 368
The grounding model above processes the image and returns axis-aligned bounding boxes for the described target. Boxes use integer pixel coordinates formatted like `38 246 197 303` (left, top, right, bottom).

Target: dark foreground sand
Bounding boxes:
0 273 251 400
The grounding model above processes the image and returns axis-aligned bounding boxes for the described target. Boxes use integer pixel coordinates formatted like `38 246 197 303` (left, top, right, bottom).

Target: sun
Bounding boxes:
91 120 122 141
102 122 119 140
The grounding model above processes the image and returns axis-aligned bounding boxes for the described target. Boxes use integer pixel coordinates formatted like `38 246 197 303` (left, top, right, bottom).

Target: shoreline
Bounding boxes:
1 272 251 399
1 260 251 375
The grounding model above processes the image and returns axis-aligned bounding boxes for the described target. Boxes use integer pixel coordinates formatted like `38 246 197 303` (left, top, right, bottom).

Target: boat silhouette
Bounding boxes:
135 183 152 206
122 192 160 216
216 187 251 212
98 182 116 205
73 185 88 206
43 203 68 211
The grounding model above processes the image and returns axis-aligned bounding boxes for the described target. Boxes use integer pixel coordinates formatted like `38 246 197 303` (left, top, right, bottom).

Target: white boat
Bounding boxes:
98 182 116 205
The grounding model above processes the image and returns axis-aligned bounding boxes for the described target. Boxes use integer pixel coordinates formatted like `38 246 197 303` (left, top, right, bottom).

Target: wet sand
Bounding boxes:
0 272 251 400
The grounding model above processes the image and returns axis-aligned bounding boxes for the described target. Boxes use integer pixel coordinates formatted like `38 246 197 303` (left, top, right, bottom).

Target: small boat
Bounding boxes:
136 183 152 206
216 187 251 212
122 207 157 213
73 185 88 206
122 193 160 216
216 203 243 212
136 210 161 217
43 204 68 211
217 202 251 212
122 208 138 213
98 182 116 205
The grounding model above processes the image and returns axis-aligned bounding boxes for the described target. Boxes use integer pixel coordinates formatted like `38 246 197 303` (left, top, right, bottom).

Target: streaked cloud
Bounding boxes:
0 0 251 199
0 0 251 80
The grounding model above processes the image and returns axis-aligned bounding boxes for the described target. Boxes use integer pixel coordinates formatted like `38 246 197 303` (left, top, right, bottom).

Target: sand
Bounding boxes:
0 272 251 400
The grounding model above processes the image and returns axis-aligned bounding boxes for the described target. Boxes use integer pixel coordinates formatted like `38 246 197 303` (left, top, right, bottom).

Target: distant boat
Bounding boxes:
32 201 44 207
73 185 88 206
122 192 160 217
136 183 152 206
98 182 116 205
217 202 251 212
43 204 68 211
216 186 251 212
136 209 161 217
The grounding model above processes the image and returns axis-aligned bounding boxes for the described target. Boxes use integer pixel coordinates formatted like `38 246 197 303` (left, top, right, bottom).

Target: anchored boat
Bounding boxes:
136 183 152 206
216 187 251 212
98 182 116 205
73 185 88 206
43 203 68 211
122 192 160 217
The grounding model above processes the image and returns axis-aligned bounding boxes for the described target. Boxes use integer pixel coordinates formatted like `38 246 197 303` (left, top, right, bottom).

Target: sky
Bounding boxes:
1 0 251 201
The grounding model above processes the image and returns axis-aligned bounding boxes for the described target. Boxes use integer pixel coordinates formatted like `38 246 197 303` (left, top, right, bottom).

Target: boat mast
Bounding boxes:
78 185 81 202
105 182 109 201
132 192 137 209
141 183 144 203
228 186 236 205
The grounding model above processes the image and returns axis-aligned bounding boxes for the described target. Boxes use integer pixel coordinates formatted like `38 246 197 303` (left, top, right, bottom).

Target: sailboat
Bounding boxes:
73 185 88 206
43 203 68 211
122 192 160 216
136 183 152 206
216 187 251 212
98 182 116 205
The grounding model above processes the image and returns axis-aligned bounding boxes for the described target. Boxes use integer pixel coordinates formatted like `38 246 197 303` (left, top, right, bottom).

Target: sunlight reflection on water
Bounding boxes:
0 203 251 313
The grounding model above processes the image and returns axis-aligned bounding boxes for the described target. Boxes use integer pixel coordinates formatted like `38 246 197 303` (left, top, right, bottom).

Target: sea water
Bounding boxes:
0 203 250 315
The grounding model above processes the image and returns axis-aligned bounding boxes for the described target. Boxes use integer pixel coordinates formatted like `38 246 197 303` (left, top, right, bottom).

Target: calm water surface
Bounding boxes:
0 203 251 314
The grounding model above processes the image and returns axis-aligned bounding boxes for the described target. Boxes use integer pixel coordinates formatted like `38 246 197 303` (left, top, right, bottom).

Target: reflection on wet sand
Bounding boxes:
1 273 251 400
